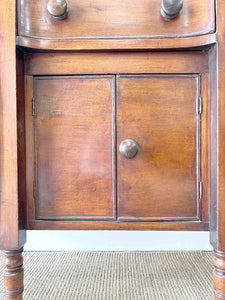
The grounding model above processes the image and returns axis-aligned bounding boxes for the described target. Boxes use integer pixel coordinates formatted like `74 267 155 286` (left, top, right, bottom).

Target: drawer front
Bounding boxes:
117 75 201 221
18 0 214 40
32 76 115 220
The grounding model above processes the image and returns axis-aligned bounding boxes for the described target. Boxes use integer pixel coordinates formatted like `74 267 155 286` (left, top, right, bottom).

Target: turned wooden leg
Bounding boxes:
3 248 24 299
214 249 225 299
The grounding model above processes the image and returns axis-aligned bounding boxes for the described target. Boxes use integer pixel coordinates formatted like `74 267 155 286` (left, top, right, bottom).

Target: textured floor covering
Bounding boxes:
0 251 214 300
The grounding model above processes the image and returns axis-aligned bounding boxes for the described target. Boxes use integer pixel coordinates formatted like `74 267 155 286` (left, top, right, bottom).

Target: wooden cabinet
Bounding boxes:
27 73 206 222
25 53 209 227
1 0 225 299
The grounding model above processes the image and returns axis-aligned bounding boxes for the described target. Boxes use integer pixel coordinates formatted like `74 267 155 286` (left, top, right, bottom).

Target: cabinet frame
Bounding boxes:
24 52 209 230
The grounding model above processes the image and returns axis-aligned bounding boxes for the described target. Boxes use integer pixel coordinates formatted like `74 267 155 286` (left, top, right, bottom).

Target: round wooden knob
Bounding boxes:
119 139 139 159
161 0 183 20
47 0 68 20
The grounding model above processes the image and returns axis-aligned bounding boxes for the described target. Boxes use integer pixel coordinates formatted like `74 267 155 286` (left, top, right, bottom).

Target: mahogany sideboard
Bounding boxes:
0 0 224 298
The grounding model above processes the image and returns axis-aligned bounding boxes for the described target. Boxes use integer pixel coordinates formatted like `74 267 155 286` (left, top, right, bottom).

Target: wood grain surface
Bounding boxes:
18 0 214 40
32 76 115 219
0 0 26 250
212 1 225 298
3 249 24 300
25 52 208 76
24 51 209 228
28 220 209 231
16 34 217 51
1 0 223 298
117 75 200 220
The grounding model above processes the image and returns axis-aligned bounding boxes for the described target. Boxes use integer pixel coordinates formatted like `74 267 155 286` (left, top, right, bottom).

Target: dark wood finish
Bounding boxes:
213 250 225 300
16 34 217 51
18 0 214 40
0 0 26 251
117 75 201 220
212 1 225 298
4 248 24 300
47 0 68 20
24 52 209 227
0 2 26 297
200 73 210 224
1 0 225 298
161 0 183 20
215 0 225 252
30 76 115 220
25 52 208 76
28 220 209 231
209 45 217 247
16 50 27 244
25 76 35 224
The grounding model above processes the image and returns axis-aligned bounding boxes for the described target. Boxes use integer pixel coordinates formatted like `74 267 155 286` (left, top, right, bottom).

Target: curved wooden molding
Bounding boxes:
16 34 216 51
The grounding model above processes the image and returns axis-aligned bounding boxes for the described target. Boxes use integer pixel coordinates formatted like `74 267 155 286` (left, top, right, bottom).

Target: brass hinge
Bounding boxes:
33 181 37 200
32 97 35 116
199 181 203 200
198 96 203 114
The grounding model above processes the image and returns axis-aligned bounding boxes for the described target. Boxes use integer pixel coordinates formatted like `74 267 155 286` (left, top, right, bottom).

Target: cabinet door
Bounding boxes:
117 75 201 221
32 76 115 220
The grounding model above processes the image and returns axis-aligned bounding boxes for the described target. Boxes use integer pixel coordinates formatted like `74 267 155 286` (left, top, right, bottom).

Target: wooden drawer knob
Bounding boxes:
161 0 183 20
119 139 139 159
47 0 68 20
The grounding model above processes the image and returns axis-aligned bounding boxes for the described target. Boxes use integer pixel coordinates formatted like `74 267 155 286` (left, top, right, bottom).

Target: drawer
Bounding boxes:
18 0 214 40
30 76 115 220
117 75 202 221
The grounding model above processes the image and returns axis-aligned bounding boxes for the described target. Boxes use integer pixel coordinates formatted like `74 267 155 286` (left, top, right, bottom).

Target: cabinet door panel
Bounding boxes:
117 75 200 220
33 76 115 219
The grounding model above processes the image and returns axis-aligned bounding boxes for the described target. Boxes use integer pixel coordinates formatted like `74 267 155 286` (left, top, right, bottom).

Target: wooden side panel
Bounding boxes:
215 0 225 251
30 76 115 220
117 75 201 220
18 0 214 39
200 73 210 224
212 0 225 297
209 45 218 248
16 50 27 244
0 0 26 250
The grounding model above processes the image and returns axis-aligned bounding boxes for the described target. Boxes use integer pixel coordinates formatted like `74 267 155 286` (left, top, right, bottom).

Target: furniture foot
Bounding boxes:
214 249 225 299
3 248 24 299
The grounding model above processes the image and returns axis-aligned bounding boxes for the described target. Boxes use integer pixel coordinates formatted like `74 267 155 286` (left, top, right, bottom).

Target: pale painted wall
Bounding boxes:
24 231 212 251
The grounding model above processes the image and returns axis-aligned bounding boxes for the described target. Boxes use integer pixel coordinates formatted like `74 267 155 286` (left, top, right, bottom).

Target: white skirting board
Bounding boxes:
24 231 212 251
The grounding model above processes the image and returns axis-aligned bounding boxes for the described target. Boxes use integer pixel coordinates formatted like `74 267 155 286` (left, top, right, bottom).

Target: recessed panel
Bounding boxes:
117 75 200 220
34 76 115 219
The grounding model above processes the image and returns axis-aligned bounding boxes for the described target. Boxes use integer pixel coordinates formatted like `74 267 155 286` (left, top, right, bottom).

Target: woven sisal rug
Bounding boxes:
0 251 213 299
